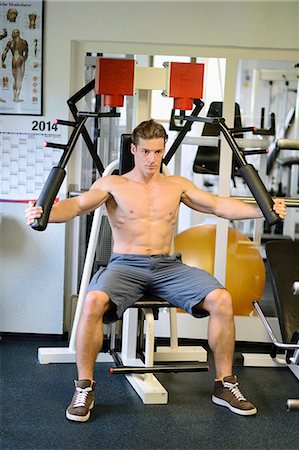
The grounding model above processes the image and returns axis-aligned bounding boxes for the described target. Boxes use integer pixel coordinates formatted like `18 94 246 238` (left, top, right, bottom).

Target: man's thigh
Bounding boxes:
87 257 150 322
151 254 223 317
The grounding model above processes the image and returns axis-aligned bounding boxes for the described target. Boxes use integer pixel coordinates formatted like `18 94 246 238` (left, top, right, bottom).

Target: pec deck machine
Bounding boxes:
32 57 287 405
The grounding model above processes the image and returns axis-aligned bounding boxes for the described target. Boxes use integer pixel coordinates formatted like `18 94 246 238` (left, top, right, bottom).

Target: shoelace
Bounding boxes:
223 381 247 402
73 386 92 408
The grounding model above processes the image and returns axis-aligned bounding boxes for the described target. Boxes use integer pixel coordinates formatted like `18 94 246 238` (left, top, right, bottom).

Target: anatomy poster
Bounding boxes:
0 0 43 115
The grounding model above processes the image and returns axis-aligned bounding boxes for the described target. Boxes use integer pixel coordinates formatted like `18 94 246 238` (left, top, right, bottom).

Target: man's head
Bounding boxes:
131 119 168 147
130 120 168 175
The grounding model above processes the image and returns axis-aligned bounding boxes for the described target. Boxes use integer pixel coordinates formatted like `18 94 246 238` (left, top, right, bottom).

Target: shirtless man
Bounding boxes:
2 29 28 102
25 120 286 422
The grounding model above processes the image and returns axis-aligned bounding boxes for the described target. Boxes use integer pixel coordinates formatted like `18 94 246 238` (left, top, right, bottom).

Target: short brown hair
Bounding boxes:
131 119 168 146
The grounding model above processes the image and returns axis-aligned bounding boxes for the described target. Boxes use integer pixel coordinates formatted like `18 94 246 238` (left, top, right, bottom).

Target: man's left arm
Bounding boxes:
180 178 286 221
212 196 286 221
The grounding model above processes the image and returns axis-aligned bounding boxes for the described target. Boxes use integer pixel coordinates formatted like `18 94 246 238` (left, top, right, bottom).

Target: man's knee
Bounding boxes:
203 288 233 317
82 290 110 319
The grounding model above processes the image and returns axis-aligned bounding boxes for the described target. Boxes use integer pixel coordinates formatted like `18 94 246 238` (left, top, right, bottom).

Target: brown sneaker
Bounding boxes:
66 380 96 422
212 375 257 416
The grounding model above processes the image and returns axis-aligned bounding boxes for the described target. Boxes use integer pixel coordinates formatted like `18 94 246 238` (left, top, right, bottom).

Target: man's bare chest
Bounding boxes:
108 182 182 220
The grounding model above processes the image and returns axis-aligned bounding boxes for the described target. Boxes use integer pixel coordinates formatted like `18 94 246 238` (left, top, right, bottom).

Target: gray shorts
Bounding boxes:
87 253 224 323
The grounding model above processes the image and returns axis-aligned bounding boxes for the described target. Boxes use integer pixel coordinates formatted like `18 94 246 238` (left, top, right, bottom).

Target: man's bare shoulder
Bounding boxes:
91 174 127 191
166 175 194 189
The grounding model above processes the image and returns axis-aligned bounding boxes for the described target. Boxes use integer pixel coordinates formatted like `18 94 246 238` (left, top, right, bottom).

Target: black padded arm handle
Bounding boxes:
238 164 280 226
31 166 66 231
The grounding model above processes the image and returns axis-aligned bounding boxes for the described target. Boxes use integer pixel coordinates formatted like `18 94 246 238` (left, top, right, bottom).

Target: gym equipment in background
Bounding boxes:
172 109 280 226
30 75 122 231
253 240 299 411
192 101 274 179
266 108 295 178
270 138 299 197
193 101 243 177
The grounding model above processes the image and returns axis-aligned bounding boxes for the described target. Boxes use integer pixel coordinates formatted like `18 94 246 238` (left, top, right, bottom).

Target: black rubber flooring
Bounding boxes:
1 339 299 450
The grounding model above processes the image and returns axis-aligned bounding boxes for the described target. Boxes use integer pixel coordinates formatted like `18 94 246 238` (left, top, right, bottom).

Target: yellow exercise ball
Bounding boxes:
174 224 266 316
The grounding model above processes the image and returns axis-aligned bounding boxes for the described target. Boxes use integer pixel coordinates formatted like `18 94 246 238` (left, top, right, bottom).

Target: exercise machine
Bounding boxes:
253 240 299 411
35 57 282 405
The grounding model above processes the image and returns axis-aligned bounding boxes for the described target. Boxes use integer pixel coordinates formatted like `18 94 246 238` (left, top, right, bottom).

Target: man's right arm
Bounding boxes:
25 183 110 226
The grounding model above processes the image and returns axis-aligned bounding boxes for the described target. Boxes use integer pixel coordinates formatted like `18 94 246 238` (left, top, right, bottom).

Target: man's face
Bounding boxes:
131 138 165 174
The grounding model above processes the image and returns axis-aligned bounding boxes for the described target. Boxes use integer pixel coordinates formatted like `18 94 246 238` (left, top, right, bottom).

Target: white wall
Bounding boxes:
46 1 299 51
0 202 65 333
1 0 298 334
43 1 299 128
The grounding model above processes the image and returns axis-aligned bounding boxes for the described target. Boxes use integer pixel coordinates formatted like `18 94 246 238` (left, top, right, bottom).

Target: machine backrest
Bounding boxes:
265 240 299 343
119 134 134 175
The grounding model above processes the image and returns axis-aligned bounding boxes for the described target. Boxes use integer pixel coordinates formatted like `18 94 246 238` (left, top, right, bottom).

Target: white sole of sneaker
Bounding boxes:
66 400 95 422
212 395 257 416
